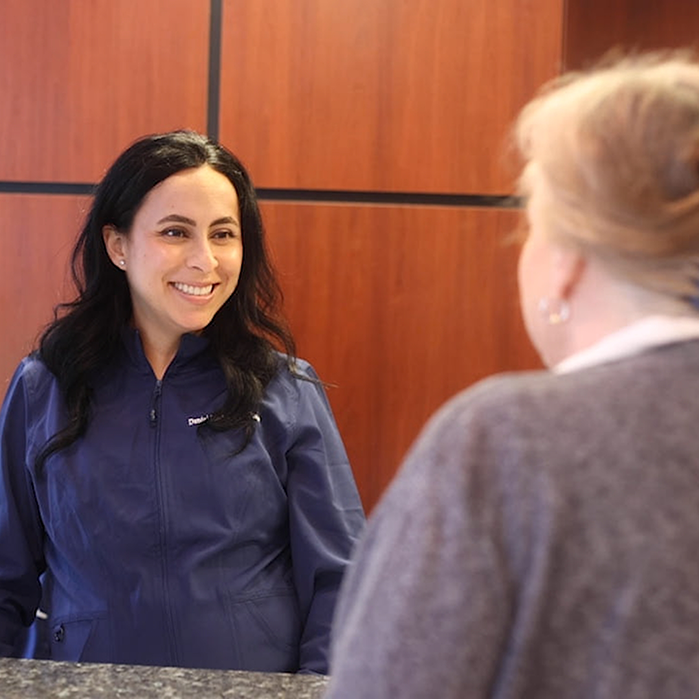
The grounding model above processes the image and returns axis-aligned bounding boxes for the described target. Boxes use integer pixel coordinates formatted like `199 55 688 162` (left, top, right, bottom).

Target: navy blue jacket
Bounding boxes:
0 331 365 672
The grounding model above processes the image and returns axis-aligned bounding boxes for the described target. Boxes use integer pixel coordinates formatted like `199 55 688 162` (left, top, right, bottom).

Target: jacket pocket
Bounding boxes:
49 612 108 662
227 589 301 671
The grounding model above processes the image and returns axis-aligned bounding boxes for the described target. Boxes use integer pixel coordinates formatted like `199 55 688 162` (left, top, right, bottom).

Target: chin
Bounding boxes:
178 314 217 335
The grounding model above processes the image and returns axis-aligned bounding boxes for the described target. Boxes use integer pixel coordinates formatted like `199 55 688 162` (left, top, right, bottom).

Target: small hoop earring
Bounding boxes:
538 297 570 325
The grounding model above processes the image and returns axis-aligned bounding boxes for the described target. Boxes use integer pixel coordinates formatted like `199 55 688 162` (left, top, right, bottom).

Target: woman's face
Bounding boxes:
106 165 243 349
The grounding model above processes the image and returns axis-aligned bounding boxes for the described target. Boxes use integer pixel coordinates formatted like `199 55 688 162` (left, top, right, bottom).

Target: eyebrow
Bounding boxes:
156 214 240 228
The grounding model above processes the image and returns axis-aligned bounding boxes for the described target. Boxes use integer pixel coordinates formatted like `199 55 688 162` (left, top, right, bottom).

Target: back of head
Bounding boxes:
516 51 699 302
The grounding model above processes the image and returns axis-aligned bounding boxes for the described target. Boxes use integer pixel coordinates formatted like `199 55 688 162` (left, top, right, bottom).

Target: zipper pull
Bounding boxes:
150 380 162 427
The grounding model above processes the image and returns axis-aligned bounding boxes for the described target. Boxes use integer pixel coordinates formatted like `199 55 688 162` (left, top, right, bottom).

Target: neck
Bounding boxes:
552 264 694 366
137 331 180 380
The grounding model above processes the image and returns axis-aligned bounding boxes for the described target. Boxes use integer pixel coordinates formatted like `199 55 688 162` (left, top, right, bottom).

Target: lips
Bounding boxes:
172 282 216 296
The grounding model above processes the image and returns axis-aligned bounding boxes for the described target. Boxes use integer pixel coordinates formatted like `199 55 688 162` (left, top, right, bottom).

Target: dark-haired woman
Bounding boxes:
0 130 365 674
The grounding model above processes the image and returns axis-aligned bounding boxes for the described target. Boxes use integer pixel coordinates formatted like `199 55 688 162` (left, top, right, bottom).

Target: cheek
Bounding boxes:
131 250 167 283
517 241 535 309
517 240 545 346
221 248 244 287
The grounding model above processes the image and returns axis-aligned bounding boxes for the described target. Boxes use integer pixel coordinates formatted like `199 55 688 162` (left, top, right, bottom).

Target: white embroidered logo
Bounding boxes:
187 414 210 427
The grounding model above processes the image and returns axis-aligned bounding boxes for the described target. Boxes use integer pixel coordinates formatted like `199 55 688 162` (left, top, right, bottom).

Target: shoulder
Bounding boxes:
423 361 636 446
260 355 330 427
393 358 665 503
267 354 324 396
4 354 58 403
449 344 699 436
283 355 321 383
264 355 348 447
417 369 562 445
1 355 63 451
384 369 591 506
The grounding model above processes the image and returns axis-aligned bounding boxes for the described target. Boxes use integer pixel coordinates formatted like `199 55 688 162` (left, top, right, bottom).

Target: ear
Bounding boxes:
550 244 586 302
103 225 127 268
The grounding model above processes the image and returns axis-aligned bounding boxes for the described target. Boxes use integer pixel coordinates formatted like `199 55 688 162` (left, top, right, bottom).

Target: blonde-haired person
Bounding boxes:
325 52 699 699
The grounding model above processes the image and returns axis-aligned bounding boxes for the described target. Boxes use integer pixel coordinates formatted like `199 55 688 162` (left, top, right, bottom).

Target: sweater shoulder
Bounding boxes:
434 347 676 429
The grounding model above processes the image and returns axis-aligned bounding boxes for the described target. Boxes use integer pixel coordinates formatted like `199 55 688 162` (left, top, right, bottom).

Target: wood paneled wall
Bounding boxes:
0 195 90 377
220 0 562 194
1 0 694 511
564 0 699 70
263 203 538 502
0 0 209 182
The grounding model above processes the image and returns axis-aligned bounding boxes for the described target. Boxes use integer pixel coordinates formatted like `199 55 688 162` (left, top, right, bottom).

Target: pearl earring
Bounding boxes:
119 260 125 267
538 297 570 325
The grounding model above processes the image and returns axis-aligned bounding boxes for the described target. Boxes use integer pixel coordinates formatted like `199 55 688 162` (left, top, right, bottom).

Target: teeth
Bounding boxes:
173 282 214 296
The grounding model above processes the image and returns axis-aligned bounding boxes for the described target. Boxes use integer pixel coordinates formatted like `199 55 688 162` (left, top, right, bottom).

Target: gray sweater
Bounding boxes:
326 340 699 698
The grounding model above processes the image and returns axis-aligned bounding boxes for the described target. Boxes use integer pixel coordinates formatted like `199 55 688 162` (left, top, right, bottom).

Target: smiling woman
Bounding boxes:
0 130 365 674
103 166 244 377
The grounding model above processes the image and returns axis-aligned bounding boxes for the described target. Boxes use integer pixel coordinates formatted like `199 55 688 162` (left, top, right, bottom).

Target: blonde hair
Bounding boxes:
516 51 699 300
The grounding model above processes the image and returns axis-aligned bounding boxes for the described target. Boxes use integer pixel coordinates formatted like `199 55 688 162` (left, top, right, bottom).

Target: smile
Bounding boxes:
172 282 216 296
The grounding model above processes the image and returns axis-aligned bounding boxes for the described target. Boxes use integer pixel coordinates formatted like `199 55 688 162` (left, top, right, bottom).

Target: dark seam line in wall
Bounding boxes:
0 182 522 208
0 182 96 195
206 0 223 141
256 189 522 208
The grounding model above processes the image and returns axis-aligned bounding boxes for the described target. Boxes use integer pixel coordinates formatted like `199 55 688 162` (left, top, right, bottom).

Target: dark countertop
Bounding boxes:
0 658 329 698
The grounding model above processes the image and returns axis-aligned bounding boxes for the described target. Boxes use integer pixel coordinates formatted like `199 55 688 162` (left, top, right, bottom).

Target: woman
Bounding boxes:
326 53 699 697
0 130 365 673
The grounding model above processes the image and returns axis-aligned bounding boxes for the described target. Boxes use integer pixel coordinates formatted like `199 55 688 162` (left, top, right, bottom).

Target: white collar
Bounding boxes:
553 314 699 374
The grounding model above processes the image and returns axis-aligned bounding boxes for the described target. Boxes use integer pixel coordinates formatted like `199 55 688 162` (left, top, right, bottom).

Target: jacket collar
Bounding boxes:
120 326 213 376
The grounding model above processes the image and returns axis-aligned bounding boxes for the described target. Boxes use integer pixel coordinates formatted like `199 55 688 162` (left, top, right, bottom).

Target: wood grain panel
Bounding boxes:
262 202 542 511
0 194 89 399
0 194 543 510
0 0 209 182
565 0 699 70
221 0 563 195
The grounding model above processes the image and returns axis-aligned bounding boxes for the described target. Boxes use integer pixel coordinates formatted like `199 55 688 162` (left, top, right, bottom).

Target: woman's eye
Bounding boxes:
212 229 238 240
162 227 186 238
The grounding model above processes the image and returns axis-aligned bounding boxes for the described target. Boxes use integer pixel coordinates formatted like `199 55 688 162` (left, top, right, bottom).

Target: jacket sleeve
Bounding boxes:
0 360 46 656
285 363 365 674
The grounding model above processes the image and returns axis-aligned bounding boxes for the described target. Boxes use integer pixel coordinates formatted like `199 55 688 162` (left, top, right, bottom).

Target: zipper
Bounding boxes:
150 378 180 664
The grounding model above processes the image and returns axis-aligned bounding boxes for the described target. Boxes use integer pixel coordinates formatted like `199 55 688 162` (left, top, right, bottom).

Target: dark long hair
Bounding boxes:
37 130 295 468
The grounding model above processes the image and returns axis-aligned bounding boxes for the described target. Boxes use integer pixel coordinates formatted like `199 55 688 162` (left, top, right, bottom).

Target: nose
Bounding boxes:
187 237 218 272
